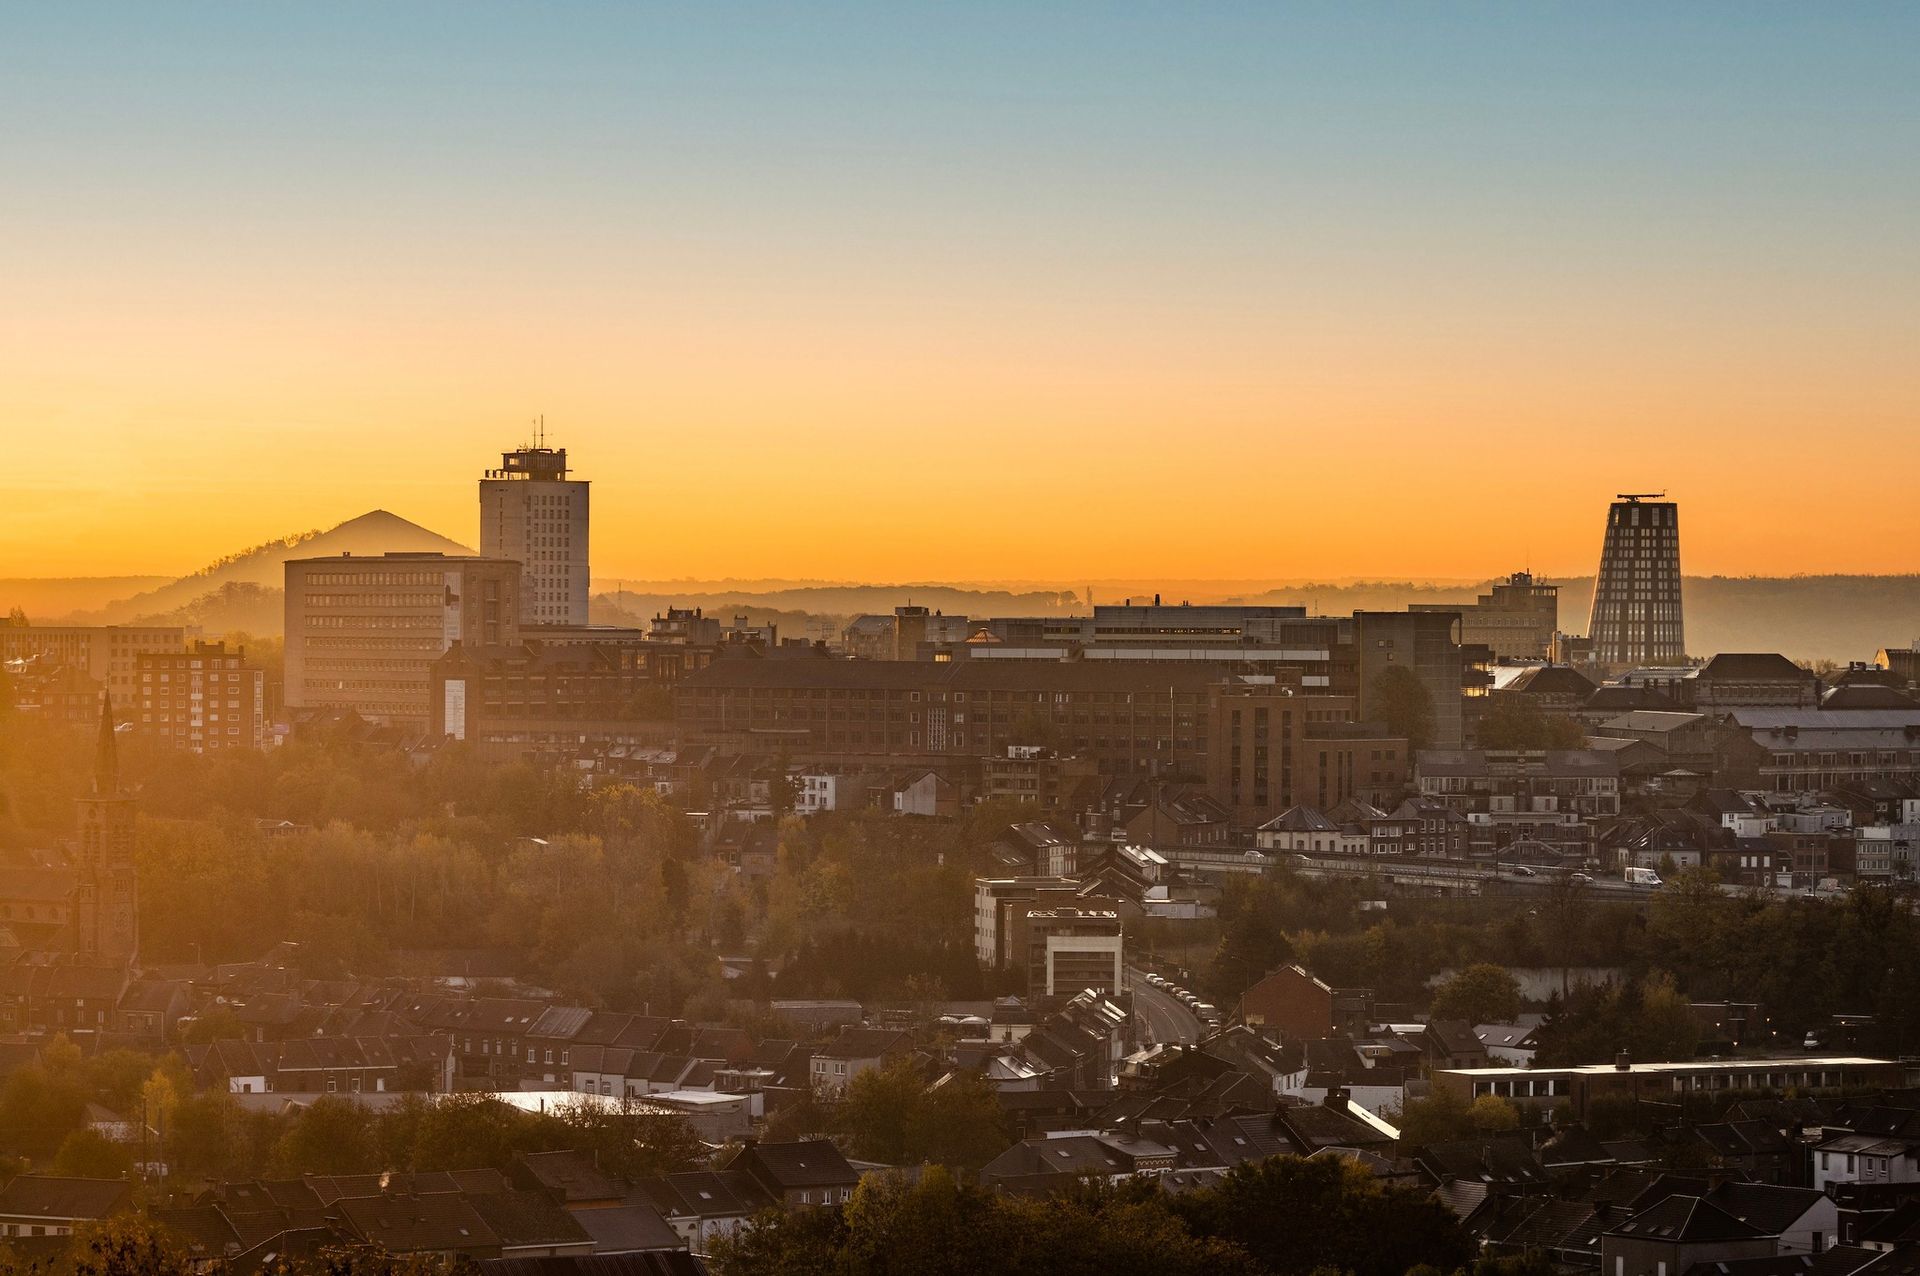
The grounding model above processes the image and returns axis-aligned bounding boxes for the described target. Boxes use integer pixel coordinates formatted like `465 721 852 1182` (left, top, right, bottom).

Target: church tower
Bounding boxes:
72 695 139 962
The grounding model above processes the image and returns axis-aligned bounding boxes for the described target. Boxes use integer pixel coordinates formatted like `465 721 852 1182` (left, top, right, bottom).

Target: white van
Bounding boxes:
1624 866 1663 887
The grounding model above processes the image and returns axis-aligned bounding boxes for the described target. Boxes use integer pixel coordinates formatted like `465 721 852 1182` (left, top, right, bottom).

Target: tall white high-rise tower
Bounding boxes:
480 435 590 626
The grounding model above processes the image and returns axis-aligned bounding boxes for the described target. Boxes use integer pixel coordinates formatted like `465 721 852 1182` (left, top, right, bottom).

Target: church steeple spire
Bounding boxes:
94 692 119 797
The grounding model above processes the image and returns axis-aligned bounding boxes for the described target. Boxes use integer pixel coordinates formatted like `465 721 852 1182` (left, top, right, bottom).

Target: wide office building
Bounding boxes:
480 444 590 626
284 553 520 730
1434 1056 1904 1118
428 639 681 761
676 656 1227 780
0 625 188 702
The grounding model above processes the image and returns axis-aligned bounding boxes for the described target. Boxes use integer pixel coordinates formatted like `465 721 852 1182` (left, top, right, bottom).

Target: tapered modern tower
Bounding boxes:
1587 494 1685 668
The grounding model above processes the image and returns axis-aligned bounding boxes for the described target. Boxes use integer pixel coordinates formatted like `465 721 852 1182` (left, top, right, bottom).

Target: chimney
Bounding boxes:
1615 1050 1631 1071
1323 1085 1351 1110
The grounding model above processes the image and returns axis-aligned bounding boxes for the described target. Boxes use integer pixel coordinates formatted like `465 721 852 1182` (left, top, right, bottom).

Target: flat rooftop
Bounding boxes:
1438 1056 1892 1078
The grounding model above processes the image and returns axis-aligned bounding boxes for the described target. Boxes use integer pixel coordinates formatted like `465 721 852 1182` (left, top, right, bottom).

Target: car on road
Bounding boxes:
1570 872 1593 885
1178 991 1199 1006
1507 864 1537 877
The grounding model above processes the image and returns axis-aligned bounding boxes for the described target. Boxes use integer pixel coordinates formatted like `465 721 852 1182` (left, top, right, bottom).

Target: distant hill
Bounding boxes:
12 548 1914 662
0 576 172 621
598 575 1919 665
59 511 472 628
1223 575 1920 665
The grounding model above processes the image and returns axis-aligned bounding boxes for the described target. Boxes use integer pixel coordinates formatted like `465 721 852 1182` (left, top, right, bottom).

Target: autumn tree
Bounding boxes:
1431 963 1522 1025
835 1060 1011 1172
52 1130 134 1179
1169 1153 1475 1276
1475 697 1585 750
1369 665 1436 753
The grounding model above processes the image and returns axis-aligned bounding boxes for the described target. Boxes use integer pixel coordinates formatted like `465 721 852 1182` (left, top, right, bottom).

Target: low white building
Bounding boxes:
1813 1132 1920 1191
794 773 838 815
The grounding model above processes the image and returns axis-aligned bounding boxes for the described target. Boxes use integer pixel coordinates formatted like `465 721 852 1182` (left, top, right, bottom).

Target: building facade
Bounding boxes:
1355 610 1484 750
0 625 187 703
1588 495 1686 668
1204 682 1407 827
1415 749 1621 856
676 657 1225 779
1413 571 1560 662
480 445 590 626
284 553 521 729
1026 907 1123 998
428 639 682 761
133 641 265 753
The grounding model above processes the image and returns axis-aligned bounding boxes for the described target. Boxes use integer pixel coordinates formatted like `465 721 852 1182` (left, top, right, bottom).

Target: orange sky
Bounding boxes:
2 285 1915 582
2 6 1915 583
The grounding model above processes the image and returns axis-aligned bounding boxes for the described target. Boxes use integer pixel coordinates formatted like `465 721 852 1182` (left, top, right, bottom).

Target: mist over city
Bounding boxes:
3 7 1920 1276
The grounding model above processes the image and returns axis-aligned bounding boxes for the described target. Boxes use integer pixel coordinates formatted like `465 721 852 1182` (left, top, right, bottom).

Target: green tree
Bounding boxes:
404 1092 533 1171
1203 875 1300 1005
169 1091 273 1181
1369 665 1436 754
1475 697 1585 750
1468 1094 1520 1133
1393 1087 1473 1147
1169 1154 1474 1276
269 1095 377 1176
768 753 797 819
835 1059 1012 1172
180 1004 245 1044
1431 963 1522 1025
0 1038 89 1159
553 1101 705 1181
1634 970 1701 1062
61 1215 188 1276
712 1167 1262 1276
52 1129 134 1179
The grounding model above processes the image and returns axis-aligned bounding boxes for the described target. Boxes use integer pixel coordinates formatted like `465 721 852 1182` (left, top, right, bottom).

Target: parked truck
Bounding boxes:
1624 866 1663 888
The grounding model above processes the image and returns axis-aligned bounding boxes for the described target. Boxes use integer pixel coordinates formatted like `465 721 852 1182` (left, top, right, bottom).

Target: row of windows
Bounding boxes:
305 593 443 607
303 614 445 629
305 657 431 673
143 673 254 685
304 636 444 651
139 657 247 670
300 570 446 586
689 687 1206 705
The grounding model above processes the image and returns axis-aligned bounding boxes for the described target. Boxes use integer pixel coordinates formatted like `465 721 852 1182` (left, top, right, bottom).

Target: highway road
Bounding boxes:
1285 853 1744 899
1125 966 1203 1045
